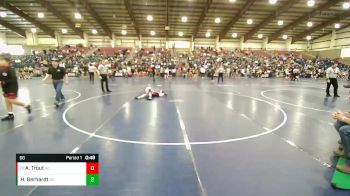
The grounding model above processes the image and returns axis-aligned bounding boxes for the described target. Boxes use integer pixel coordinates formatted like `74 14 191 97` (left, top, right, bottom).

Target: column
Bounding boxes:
25 31 38 46
240 37 244 50
0 32 7 45
165 40 169 49
83 32 89 47
55 32 62 47
191 36 194 51
138 34 142 48
330 30 336 49
215 36 220 50
286 37 292 51
111 33 116 48
262 37 268 50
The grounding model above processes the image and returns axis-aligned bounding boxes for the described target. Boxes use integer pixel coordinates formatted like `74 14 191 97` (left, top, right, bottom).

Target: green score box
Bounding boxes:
86 174 99 186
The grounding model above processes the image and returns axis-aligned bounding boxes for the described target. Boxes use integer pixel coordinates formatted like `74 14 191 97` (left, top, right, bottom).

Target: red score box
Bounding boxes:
86 162 99 174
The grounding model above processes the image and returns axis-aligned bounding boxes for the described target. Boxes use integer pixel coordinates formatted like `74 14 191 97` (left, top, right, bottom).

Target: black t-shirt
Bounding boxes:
48 66 66 80
0 67 18 93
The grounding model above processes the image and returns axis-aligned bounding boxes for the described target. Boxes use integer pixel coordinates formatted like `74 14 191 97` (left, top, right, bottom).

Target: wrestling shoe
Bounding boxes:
334 149 345 157
1 114 14 121
336 164 350 174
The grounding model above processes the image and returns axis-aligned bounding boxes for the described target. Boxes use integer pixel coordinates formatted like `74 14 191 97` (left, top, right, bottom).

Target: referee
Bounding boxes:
326 62 341 97
218 64 225 83
97 60 112 93
43 57 69 106
88 63 96 83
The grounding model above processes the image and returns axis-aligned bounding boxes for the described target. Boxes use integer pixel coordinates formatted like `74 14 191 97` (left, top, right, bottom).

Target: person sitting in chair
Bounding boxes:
135 87 167 100
333 111 350 173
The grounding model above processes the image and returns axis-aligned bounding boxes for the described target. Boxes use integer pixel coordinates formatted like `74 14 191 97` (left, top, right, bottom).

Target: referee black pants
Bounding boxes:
218 73 224 83
89 72 94 82
326 78 338 96
100 74 110 92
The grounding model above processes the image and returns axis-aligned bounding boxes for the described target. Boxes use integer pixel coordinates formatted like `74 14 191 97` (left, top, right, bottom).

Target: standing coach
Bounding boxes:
43 57 69 106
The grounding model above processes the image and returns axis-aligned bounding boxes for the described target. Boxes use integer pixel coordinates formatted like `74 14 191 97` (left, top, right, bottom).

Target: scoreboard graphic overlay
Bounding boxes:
16 154 99 186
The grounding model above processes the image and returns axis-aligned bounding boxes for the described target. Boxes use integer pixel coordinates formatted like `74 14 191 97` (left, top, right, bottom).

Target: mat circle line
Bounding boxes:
62 90 287 146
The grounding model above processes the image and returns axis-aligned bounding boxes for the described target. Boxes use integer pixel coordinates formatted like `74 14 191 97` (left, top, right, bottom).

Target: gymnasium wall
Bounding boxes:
311 26 350 50
2 33 310 54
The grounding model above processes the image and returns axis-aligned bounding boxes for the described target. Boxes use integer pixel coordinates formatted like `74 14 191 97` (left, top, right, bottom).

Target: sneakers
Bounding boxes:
334 149 345 157
107 90 112 93
54 101 60 107
334 95 340 98
326 94 331 97
336 164 350 174
25 105 31 114
1 114 14 121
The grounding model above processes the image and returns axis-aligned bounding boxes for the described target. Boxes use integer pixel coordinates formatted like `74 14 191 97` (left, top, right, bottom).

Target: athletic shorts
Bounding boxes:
152 92 159 97
3 92 17 99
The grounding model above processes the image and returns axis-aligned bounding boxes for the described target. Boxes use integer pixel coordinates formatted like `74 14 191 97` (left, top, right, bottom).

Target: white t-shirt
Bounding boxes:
326 66 340 78
98 64 109 74
218 67 225 73
88 65 96 72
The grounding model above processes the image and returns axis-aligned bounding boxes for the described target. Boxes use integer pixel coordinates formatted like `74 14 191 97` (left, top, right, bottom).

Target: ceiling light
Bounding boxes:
232 33 238 38
258 34 263 39
181 16 188 22
307 21 313 27
37 12 44 18
121 30 127 35
343 2 350 9
247 19 253 25
269 0 277 4
307 0 315 7
229 0 236 2
150 31 156 36
74 12 82 19
147 15 153 21
91 29 97 34
0 12 6 18
306 35 312 41
61 29 67 34
277 20 284 26
178 32 184 36
31 28 37 33
215 17 221 24
334 23 341 29
205 32 211 38
282 34 288 40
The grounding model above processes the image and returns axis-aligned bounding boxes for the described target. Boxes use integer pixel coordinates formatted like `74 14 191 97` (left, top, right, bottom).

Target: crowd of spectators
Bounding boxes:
9 45 348 80
187 47 348 80
104 47 181 78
